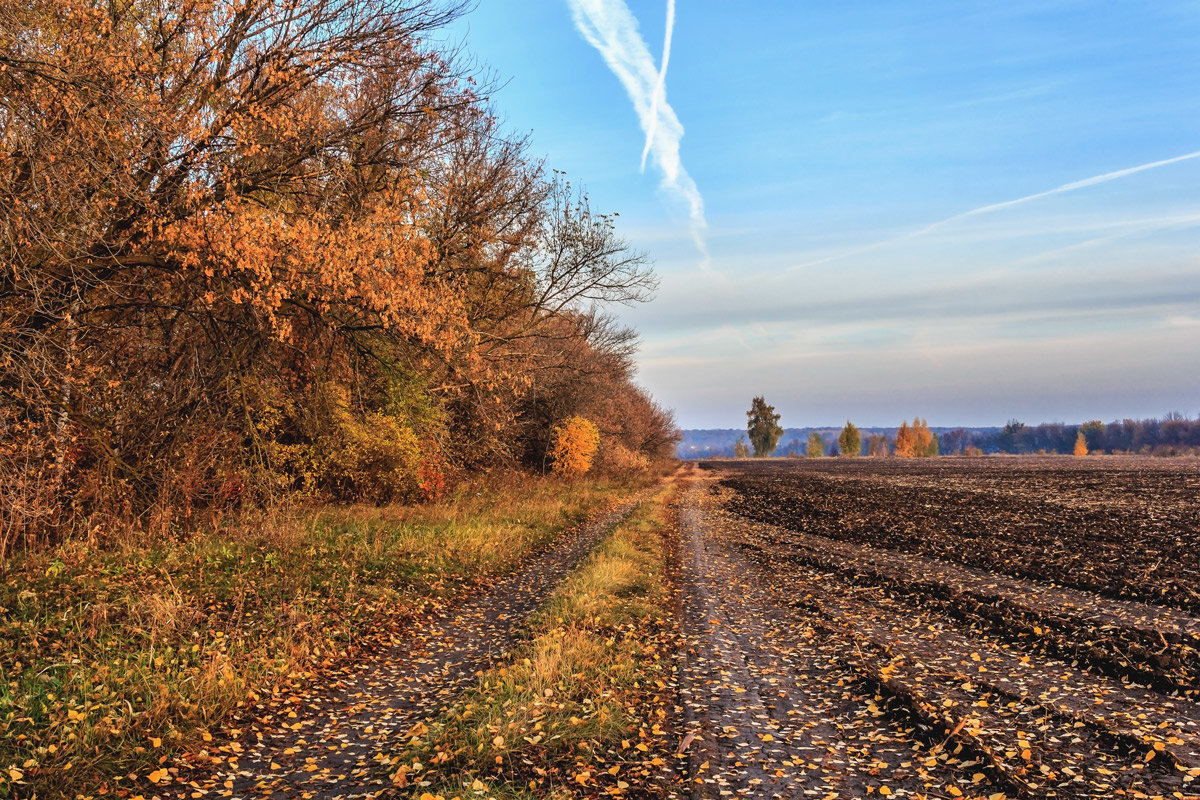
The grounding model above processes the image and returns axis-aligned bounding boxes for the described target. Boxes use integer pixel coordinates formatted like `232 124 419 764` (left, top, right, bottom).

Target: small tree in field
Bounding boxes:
806 432 824 458
733 436 751 458
1074 431 1088 457
912 418 939 457
549 416 600 477
746 396 784 457
866 432 890 457
838 421 861 457
894 421 916 458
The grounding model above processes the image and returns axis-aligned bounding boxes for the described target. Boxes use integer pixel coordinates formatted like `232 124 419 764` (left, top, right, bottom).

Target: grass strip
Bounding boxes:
0 474 642 799
393 477 680 800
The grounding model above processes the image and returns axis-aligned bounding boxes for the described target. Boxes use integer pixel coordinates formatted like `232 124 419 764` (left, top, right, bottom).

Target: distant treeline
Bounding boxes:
680 414 1200 458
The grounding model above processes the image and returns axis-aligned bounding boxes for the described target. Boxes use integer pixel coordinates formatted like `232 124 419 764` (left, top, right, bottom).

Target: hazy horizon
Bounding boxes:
448 2 1200 429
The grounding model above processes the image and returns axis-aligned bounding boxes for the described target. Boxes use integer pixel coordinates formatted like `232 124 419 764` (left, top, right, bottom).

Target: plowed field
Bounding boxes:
676 457 1200 799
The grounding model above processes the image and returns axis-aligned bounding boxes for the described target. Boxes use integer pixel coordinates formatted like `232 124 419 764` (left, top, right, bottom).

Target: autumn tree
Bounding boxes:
1074 431 1089 457
806 432 824 458
746 397 784 457
866 433 890 457
0 0 676 550
733 436 751 458
548 416 600 477
912 418 939 457
894 421 917 458
838 421 861 457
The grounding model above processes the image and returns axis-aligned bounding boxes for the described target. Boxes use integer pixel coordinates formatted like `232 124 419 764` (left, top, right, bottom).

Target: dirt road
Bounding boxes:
165 493 648 800
676 466 1200 799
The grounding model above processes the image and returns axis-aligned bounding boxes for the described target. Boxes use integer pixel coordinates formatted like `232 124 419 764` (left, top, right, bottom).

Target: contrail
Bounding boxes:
568 0 708 262
641 0 674 173
793 149 1200 271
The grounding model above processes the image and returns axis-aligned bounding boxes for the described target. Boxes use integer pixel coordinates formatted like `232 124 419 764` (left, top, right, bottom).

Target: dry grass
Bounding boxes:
0 472 643 799
398 478 680 800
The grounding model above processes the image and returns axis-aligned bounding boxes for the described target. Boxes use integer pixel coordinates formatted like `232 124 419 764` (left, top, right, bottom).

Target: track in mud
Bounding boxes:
676 459 1200 799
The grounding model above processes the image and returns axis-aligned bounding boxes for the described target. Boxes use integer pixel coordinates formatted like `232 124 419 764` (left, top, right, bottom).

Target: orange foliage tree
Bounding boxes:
895 419 937 458
549 417 601 477
0 0 675 551
894 421 917 458
913 418 939 457
1074 431 1089 457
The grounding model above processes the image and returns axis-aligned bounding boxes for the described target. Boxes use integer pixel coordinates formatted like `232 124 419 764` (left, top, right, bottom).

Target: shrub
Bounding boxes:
549 417 601 477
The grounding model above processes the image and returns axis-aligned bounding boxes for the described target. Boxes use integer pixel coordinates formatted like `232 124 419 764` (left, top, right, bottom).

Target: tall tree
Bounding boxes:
805 432 824 458
746 396 784 457
0 0 678 549
894 421 917 458
838 421 861 457
913 418 939 457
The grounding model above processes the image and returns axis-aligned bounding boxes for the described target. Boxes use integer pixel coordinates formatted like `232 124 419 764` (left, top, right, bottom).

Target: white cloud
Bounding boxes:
791 149 1200 271
567 0 707 262
640 0 674 173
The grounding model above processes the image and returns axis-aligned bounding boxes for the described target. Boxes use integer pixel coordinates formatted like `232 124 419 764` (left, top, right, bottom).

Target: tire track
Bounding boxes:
165 491 652 800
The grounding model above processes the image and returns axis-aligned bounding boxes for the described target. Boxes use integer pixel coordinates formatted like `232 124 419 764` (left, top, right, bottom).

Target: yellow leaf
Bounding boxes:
946 788 962 798
880 788 891 796
151 737 162 748
492 735 504 748
7 769 23 782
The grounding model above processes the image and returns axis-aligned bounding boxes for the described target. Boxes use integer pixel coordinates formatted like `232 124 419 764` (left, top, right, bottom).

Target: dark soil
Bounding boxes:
674 459 1200 799
712 456 1200 613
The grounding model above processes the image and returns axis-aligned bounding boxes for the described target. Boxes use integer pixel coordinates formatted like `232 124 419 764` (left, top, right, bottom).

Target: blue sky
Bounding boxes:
442 1 1200 429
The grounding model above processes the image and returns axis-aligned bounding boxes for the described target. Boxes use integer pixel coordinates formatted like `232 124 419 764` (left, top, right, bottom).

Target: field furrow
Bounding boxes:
680 458 1200 800
726 503 1200 696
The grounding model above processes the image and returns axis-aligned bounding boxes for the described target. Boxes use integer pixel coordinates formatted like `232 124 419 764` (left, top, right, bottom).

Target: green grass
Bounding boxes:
397 478 680 800
0 473 642 799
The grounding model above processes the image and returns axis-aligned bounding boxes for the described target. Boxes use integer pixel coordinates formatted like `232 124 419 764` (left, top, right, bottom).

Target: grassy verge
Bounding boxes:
0 474 642 799
395 477 680 800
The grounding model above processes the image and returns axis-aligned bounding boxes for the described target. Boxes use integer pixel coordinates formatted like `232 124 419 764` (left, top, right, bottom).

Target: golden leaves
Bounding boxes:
549 415 601 477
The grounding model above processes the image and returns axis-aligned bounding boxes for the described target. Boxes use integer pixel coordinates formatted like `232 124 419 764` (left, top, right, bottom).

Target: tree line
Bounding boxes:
0 0 679 556
979 416 1200 456
728 398 1199 458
